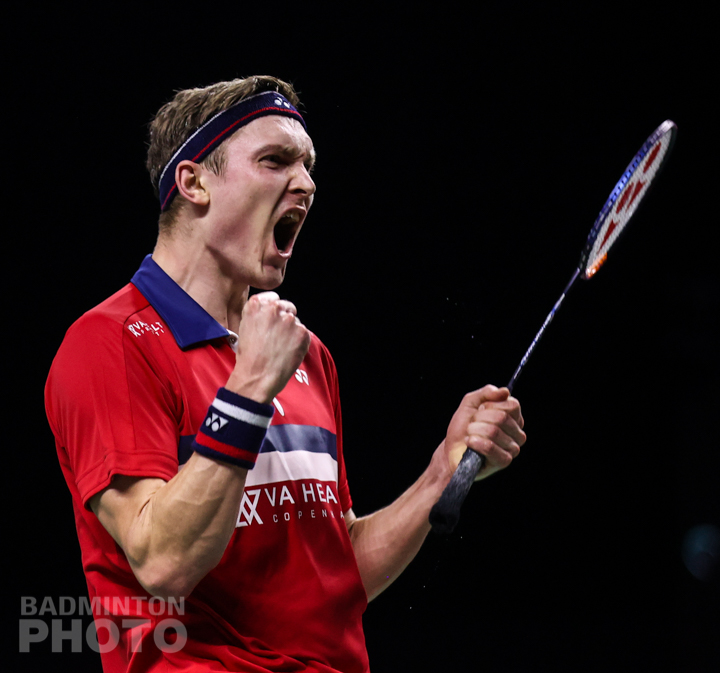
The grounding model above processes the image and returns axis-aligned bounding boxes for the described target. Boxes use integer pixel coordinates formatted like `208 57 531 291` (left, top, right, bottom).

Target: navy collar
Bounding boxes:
131 254 230 349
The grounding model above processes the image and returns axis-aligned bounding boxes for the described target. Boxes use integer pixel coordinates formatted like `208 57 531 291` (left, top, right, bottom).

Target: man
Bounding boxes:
45 76 526 672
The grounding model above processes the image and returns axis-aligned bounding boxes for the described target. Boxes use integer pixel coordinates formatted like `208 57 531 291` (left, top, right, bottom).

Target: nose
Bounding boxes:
290 164 316 199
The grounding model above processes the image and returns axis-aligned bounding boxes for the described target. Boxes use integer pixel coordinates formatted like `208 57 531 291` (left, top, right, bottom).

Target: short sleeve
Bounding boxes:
45 307 181 507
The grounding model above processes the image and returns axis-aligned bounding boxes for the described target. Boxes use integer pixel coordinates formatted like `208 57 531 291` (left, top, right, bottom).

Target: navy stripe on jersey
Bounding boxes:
178 424 337 467
262 425 337 461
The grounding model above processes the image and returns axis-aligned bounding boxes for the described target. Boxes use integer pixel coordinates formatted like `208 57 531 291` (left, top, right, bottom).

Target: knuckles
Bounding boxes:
483 424 501 441
244 295 303 328
496 451 513 468
454 384 527 476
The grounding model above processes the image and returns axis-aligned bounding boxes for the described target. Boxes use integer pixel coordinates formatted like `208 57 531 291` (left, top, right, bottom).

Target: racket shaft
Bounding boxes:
429 268 580 533
508 267 580 391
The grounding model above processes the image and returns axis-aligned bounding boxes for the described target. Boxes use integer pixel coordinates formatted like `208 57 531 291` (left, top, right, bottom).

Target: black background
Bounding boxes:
8 2 718 671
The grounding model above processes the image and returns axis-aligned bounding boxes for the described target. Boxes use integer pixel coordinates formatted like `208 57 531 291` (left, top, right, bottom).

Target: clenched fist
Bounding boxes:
225 292 311 403
444 385 526 481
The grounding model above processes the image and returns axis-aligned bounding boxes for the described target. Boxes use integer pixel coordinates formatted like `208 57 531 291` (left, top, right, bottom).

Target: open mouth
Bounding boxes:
273 212 302 253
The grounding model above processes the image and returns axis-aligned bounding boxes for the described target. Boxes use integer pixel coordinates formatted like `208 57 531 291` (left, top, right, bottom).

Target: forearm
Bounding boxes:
130 365 282 596
141 453 249 596
347 445 451 601
96 452 248 599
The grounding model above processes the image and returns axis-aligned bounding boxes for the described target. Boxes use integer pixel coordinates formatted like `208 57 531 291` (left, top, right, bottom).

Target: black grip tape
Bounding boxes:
429 450 484 534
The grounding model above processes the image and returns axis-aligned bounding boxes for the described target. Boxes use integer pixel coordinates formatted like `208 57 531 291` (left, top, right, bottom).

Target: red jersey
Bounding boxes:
45 255 370 673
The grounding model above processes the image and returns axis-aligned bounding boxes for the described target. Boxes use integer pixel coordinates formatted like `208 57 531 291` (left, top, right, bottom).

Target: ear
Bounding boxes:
175 161 210 207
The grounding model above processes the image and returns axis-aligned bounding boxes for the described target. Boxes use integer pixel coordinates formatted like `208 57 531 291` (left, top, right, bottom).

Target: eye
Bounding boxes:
261 154 284 167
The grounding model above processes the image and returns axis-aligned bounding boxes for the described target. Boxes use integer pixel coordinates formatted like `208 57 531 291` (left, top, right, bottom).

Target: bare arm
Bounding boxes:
90 293 310 599
90 457 247 599
346 386 526 601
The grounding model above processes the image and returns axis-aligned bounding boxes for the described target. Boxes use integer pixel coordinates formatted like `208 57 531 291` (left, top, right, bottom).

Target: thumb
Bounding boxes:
462 385 510 410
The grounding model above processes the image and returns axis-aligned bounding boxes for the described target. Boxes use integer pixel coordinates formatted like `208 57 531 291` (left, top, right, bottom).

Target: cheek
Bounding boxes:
226 178 278 219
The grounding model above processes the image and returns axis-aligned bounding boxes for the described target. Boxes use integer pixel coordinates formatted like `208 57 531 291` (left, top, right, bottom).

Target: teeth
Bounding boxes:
282 212 300 223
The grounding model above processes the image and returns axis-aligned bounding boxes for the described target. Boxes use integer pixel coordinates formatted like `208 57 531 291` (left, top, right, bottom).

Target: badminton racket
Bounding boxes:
429 120 677 534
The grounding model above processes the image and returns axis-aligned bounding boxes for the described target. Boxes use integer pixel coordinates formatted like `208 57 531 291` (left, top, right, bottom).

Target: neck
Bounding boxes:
152 229 248 334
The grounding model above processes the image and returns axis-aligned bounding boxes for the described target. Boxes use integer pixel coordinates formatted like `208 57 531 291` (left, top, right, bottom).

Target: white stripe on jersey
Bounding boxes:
247 450 338 486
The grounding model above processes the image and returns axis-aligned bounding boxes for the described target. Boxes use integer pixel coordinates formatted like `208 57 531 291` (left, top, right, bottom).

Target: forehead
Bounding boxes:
226 115 314 159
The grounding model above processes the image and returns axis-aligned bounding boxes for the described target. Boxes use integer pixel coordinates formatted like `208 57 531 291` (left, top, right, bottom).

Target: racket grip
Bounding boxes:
429 449 485 534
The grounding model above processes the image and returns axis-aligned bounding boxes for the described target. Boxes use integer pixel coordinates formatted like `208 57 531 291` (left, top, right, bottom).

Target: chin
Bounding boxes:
252 270 285 291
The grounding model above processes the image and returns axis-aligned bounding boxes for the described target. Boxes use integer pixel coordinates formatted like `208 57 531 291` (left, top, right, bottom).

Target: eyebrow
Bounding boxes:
256 143 317 171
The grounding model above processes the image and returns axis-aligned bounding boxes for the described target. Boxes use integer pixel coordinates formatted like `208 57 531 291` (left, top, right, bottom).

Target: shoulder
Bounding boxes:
66 283 151 336
301 331 341 400
307 331 338 372
54 283 165 358
48 283 160 389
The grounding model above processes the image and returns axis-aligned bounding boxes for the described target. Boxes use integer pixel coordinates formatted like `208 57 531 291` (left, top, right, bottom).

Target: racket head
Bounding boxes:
580 120 677 279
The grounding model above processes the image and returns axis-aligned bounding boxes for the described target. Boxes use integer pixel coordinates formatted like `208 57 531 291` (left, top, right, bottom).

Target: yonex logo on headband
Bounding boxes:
158 91 306 212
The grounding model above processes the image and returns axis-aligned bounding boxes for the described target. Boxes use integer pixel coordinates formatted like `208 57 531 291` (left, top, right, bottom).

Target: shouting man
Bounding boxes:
45 76 526 672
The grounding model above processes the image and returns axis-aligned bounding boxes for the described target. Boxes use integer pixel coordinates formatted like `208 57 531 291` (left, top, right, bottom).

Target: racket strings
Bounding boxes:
584 127 674 277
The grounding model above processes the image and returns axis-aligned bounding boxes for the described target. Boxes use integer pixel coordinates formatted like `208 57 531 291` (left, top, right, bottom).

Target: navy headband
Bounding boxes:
158 91 306 211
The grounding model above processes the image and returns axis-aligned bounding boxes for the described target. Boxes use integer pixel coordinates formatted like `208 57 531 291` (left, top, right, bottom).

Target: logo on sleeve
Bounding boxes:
127 320 165 337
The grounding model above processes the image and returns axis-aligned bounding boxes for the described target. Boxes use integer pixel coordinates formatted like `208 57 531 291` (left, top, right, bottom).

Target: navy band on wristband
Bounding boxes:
192 388 274 469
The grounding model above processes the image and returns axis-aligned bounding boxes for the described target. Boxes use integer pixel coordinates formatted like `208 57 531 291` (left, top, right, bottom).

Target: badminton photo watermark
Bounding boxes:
19 595 187 654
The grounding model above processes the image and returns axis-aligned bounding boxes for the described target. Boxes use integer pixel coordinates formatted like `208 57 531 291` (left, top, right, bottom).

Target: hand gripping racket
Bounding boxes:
429 120 677 534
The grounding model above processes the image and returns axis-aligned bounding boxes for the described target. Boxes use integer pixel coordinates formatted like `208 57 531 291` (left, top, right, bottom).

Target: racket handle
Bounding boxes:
429 449 485 534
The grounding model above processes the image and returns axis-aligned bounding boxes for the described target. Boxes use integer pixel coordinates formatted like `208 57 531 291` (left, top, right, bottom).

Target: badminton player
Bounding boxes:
45 75 526 672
